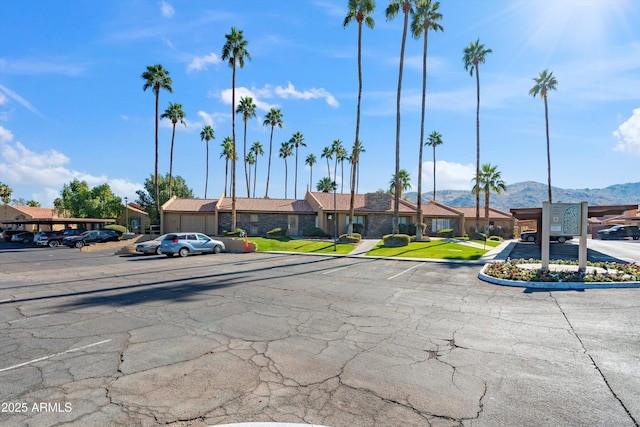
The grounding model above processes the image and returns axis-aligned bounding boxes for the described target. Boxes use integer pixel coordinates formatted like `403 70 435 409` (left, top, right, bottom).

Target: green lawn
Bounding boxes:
249 237 354 254
366 240 489 260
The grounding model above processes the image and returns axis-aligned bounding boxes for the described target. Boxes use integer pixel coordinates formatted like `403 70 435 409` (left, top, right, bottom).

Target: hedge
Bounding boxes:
266 227 287 238
303 226 330 238
338 233 361 244
436 228 455 238
383 234 410 247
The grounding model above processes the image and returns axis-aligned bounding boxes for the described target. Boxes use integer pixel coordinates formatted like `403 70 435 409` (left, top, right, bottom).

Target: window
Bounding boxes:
250 214 259 222
398 217 408 225
346 215 364 225
431 218 450 233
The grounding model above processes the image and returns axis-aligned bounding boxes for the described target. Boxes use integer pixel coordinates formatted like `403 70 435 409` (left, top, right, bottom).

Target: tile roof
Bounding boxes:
420 201 464 217
453 206 513 219
11 206 58 218
308 192 416 213
163 198 218 212
217 197 315 213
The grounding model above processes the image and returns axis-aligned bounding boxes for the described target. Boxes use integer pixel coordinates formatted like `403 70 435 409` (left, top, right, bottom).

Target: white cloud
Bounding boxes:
613 108 640 154
220 87 278 112
0 92 7 105
0 84 43 116
197 111 230 128
274 82 339 107
187 53 220 72
0 125 13 143
160 1 175 18
418 160 475 191
219 83 338 110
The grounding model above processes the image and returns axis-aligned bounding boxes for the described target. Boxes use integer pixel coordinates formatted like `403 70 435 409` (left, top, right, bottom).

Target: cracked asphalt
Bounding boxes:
1 244 639 427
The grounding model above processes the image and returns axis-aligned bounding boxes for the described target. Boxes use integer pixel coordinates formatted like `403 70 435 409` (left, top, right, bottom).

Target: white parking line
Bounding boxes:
0 339 112 373
9 314 49 324
387 264 421 280
0 299 13 303
323 266 351 275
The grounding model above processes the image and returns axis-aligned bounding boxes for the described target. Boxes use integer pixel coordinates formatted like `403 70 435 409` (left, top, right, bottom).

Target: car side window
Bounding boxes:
187 234 197 240
197 234 209 241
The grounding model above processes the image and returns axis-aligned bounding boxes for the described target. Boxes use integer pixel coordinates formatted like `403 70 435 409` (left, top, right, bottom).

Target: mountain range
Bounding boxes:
404 181 640 213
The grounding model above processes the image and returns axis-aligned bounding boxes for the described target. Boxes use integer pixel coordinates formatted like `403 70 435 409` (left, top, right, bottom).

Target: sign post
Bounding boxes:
542 202 586 270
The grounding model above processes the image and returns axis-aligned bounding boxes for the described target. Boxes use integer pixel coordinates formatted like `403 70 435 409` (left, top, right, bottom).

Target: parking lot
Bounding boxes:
1 243 639 426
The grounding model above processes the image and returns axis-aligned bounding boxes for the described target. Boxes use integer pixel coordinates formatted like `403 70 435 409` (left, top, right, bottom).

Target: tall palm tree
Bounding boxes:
336 147 349 193
0 182 13 204
316 177 334 193
344 0 375 235
142 64 173 217
160 102 186 198
463 38 492 233
305 153 317 192
412 0 443 240
246 151 256 197
330 139 343 183
425 130 443 200
321 146 333 178
222 27 251 229
472 163 507 228
220 136 234 197
386 0 415 234
289 131 306 199
529 69 558 203
263 108 283 198
389 169 411 199
250 141 264 198
279 141 293 199
200 125 215 198
353 140 366 193
236 96 257 198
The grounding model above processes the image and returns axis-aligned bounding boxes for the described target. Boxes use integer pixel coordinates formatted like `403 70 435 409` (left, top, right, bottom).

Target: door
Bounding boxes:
288 215 299 236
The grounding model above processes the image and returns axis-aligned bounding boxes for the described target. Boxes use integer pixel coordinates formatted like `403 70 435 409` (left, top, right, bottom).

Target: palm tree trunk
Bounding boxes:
326 159 331 179
231 63 237 229
294 147 299 199
265 126 274 198
253 160 257 198
544 97 552 202
169 124 175 199
154 88 160 220
341 160 344 193
433 145 437 200
309 165 313 192
284 160 288 199
205 141 209 198
485 190 490 228
474 63 481 234
224 158 228 197
417 29 428 241
244 122 249 198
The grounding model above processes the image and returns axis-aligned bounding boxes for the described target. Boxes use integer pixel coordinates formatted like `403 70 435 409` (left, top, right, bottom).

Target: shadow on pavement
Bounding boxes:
507 242 628 264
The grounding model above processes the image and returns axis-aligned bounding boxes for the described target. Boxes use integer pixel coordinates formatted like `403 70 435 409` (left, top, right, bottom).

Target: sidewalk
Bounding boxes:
349 238 381 256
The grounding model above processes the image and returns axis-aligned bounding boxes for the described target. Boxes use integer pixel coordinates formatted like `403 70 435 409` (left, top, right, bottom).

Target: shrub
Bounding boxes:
436 228 455 238
469 231 487 240
488 235 503 242
303 226 330 238
224 228 245 237
383 234 410 247
352 223 364 234
338 233 361 243
105 224 127 236
267 227 287 238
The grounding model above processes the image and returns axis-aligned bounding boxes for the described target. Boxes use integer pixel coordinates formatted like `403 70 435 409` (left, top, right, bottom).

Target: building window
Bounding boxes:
398 217 408 225
432 218 450 232
346 215 364 225
250 214 259 222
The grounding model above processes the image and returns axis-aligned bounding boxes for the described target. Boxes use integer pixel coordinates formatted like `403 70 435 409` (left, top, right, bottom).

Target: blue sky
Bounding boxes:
1 0 639 208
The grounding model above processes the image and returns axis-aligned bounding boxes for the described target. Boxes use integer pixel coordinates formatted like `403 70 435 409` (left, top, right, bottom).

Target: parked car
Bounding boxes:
33 231 57 245
520 230 573 243
37 229 86 247
1 229 26 242
11 231 35 243
62 230 120 248
159 233 225 257
135 234 169 255
597 225 640 240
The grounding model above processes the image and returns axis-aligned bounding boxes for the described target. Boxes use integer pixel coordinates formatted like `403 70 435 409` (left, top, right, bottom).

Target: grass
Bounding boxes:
454 236 502 248
367 240 489 260
249 237 354 254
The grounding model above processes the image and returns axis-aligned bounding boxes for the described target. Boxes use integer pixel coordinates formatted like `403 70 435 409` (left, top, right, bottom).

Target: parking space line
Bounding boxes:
387 263 422 280
0 339 112 373
323 266 351 275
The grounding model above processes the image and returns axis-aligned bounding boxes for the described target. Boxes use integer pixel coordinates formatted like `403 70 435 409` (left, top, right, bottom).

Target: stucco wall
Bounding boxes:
218 212 316 236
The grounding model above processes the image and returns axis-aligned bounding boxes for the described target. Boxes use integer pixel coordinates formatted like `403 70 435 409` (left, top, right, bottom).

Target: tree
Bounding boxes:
236 96 257 197
425 130 443 200
463 38 492 232
353 140 366 193
220 136 234 197
529 69 558 203
321 146 333 178
250 141 264 198
263 108 283 198
246 151 256 197
389 169 411 199
344 0 375 235
305 153 317 192
289 131 306 199
27 200 40 207
200 125 215 198
316 177 334 192
386 0 415 234
330 139 343 183
54 179 123 219
222 27 251 229
412 0 443 240
279 141 293 199
336 147 349 193
160 102 186 198
0 182 13 205
135 173 194 221
472 163 507 228
141 64 173 218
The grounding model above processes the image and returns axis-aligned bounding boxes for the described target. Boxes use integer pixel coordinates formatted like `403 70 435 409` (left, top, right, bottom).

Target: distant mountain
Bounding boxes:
404 181 640 212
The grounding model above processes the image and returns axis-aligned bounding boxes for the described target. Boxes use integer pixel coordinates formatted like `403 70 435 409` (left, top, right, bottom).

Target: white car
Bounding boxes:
135 234 169 255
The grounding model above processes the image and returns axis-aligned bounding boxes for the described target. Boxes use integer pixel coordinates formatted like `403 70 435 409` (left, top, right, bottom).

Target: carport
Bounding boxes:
1 217 116 230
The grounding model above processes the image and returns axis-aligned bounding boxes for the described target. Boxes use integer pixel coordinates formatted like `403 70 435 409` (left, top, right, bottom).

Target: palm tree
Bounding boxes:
142 64 173 217
200 125 215 198
389 169 411 199
463 38 492 233
472 163 507 229
222 27 251 229
330 139 343 183
250 141 264 198
219 136 234 197
316 177 334 192
0 182 13 204
160 102 186 198
529 69 558 203
321 146 333 178
412 0 443 240
279 141 293 199
425 130 443 200
336 147 349 193
236 96 257 198
263 108 283 198
246 151 256 197
305 153 317 192
353 140 366 193
386 0 415 234
344 0 375 235
289 131 306 199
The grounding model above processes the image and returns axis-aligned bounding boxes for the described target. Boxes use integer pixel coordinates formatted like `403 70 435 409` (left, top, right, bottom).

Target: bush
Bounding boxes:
224 228 245 237
469 231 487 240
266 227 287 238
338 233 361 244
105 224 127 236
383 234 410 247
303 226 330 238
352 223 364 234
488 235 503 242
436 228 455 238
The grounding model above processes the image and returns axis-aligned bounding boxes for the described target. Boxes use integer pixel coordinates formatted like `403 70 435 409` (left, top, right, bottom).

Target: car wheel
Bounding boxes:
178 248 189 257
213 245 221 254
526 235 535 242
557 236 566 243
75 241 84 249
48 240 59 248
633 236 639 240
155 246 162 255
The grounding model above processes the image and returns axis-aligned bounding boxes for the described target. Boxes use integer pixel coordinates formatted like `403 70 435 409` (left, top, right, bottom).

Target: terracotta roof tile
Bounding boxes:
309 192 416 213
163 199 218 212
453 206 513 219
11 206 58 218
218 197 315 213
